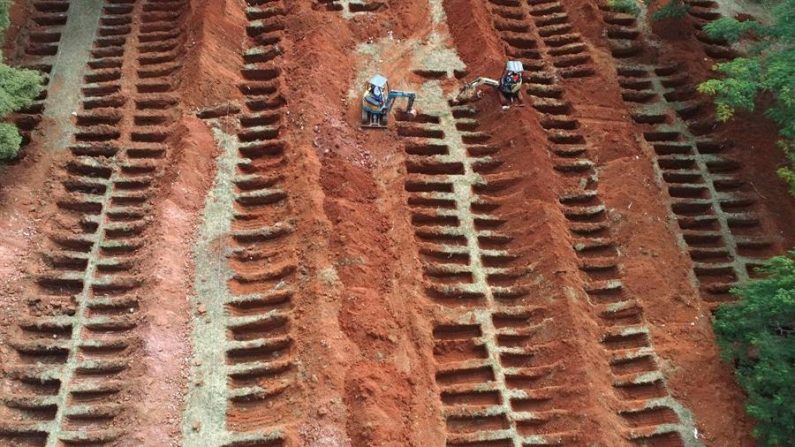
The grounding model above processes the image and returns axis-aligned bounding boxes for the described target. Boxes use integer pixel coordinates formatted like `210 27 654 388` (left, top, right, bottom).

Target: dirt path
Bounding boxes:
37 0 104 154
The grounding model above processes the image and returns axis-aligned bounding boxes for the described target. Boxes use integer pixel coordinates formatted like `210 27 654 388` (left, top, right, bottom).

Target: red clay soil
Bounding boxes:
445 0 785 444
0 0 61 306
3 0 794 444
476 93 632 446
180 0 247 110
639 5 795 248
564 0 795 443
0 1 199 445
131 115 216 444
277 2 445 445
3 0 32 59
0 3 72 428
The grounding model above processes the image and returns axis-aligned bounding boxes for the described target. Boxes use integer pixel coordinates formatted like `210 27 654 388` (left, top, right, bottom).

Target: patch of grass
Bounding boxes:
608 0 641 16
645 0 689 20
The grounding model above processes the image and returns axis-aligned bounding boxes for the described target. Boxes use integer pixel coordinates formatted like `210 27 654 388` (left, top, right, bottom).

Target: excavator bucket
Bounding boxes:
453 82 483 105
453 77 498 105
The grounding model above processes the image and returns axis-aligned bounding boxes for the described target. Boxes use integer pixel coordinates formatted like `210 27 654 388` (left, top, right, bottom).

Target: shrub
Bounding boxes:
608 0 641 16
0 63 42 159
0 122 21 158
645 0 689 20
0 0 44 160
714 252 795 446
0 0 9 32
777 141 795 196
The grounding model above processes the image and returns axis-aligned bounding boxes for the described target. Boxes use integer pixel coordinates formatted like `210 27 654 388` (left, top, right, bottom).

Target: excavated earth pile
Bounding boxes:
1 0 794 446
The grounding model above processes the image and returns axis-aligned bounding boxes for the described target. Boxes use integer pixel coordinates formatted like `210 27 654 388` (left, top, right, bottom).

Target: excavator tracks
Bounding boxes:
0 0 187 444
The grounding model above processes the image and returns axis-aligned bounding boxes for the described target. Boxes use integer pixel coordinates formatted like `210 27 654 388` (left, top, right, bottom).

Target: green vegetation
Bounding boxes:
608 0 641 16
695 0 795 192
0 0 10 30
702 4 795 443
714 253 795 446
644 0 689 20
0 0 44 160
776 141 795 196
618 2 795 443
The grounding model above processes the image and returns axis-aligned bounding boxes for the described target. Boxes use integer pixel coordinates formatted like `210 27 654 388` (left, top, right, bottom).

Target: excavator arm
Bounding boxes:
454 77 500 105
385 90 417 115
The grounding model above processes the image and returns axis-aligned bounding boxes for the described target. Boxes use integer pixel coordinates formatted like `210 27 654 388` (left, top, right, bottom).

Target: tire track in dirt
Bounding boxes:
0 0 188 444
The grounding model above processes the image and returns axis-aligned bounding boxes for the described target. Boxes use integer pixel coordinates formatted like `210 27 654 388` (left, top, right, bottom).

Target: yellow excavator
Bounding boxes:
454 60 524 109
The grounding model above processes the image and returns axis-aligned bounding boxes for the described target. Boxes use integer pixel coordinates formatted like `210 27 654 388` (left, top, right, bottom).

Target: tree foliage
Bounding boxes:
0 0 44 160
695 7 795 136
776 140 795 196
714 252 795 446
693 0 795 191
0 64 42 117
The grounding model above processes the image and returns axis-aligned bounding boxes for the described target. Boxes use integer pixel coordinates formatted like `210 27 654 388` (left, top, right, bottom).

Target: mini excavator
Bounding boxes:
454 60 525 110
361 74 417 129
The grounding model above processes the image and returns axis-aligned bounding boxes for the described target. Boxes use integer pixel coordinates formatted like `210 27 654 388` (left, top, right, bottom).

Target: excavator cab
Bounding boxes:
503 61 524 81
499 60 524 109
362 75 390 128
500 61 523 93
361 74 417 129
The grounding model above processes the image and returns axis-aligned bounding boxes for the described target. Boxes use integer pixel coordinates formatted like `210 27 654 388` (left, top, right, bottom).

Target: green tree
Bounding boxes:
694 0 795 192
0 0 43 160
714 252 795 446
